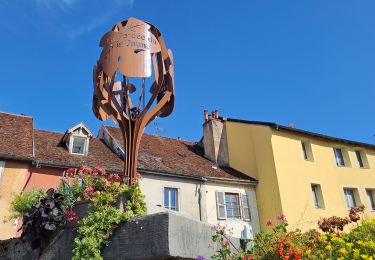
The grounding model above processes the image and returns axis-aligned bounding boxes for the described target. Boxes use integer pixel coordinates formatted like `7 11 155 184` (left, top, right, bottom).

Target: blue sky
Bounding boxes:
0 0 374 143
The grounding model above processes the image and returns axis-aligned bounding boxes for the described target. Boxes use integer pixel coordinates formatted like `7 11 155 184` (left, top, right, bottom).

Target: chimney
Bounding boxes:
204 109 209 122
202 109 229 166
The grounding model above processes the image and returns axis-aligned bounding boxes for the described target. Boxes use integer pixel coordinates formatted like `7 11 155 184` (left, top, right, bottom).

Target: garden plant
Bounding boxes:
9 166 147 260
204 205 375 260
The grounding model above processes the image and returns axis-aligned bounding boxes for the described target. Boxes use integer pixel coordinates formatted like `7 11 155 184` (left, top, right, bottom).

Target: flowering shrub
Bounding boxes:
63 166 147 260
64 210 79 223
205 206 375 260
14 166 146 259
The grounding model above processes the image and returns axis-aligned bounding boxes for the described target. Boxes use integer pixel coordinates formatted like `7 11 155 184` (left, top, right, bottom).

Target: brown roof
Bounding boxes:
104 126 256 182
33 129 124 171
0 112 34 160
0 112 255 182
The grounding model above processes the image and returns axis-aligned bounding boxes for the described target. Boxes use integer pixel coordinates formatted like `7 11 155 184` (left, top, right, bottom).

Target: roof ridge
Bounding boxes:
103 125 197 144
224 117 375 149
0 111 33 119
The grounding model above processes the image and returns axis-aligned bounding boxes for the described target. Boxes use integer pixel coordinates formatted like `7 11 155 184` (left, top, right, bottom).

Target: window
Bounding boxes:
225 193 241 219
311 184 325 208
355 151 364 168
344 188 358 209
355 150 369 168
71 136 87 155
164 187 178 211
301 141 313 161
366 189 375 211
334 148 345 166
216 191 251 221
0 161 4 185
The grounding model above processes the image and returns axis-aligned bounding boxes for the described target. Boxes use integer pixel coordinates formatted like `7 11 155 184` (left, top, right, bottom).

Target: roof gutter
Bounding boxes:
138 168 204 181
32 160 123 173
0 153 34 162
203 176 258 185
138 168 257 184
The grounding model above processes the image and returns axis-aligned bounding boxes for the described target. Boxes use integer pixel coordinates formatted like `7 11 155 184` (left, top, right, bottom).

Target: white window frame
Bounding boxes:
355 150 364 168
343 188 358 209
311 184 320 208
366 189 375 211
301 141 314 161
0 161 4 186
333 148 345 167
216 191 251 221
69 135 89 155
225 192 242 219
311 184 325 209
163 187 179 211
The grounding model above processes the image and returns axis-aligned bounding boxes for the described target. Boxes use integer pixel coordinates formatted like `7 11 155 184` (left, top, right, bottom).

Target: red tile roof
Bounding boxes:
33 129 124 172
0 112 255 182
0 112 33 160
104 126 256 182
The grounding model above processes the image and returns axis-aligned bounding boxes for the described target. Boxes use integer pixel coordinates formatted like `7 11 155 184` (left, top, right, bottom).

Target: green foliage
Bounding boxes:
69 167 147 260
21 189 67 249
57 180 79 210
6 188 45 220
207 207 375 260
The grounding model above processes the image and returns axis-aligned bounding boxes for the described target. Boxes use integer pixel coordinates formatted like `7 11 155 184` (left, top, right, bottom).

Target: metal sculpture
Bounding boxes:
92 17 175 185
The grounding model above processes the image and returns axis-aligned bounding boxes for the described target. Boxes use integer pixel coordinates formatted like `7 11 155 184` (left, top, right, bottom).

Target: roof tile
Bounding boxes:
0 112 33 159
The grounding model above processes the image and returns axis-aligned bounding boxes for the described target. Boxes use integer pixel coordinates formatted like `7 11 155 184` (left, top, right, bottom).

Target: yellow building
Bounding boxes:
203 113 375 231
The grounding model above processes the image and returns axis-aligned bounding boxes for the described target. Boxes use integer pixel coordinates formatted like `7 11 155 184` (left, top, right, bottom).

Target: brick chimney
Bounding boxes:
202 109 229 166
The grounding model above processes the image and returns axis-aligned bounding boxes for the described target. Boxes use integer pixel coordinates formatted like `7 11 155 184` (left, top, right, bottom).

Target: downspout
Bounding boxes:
198 177 207 221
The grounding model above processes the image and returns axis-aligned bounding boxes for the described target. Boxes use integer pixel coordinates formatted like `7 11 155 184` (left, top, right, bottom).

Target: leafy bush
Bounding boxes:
21 188 66 249
61 166 147 260
206 206 375 260
9 188 45 217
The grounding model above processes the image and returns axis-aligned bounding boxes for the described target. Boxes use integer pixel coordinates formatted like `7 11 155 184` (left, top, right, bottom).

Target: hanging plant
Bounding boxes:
20 188 68 249
60 166 147 260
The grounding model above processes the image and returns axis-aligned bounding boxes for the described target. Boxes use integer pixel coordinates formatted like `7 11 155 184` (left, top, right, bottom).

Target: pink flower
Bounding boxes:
212 224 223 232
113 174 121 182
80 166 93 174
224 240 230 248
266 219 273 226
136 172 143 180
277 213 287 223
93 167 104 175
84 186 94 193
66 168 75 174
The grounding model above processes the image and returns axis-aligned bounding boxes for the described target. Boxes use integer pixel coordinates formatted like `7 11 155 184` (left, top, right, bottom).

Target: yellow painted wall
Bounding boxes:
225 120 375 231
226 122 283 230
0 160 29 240
271 130 375 231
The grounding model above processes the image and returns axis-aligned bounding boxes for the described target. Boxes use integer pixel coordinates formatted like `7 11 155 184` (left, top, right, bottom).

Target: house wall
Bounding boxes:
204 181 260 238
0 160 29 240
139 174 201 221
225 119 375 232
139 173 260 238
24 166 64 192
225 122 283 231
271 130 375 231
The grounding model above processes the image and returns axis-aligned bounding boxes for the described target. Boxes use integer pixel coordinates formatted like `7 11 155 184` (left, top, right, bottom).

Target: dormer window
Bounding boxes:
62 122 93 156
71 136 88 155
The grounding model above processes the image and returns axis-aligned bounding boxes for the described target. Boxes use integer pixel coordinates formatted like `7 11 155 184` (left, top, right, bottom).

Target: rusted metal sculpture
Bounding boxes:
92 17 175 185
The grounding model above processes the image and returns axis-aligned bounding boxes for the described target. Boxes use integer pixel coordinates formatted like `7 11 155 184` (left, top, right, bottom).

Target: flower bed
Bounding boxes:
203 206 375 260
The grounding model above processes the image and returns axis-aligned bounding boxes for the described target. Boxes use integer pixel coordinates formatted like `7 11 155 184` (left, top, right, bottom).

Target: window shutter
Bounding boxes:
241 194 251 221
216 191 226 220
0 161 4 185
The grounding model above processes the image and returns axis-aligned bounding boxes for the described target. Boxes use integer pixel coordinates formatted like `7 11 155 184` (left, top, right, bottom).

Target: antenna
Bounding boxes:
153 121 163 135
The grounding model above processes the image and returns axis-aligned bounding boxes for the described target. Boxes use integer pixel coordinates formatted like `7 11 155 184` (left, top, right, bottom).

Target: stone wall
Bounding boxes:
0 212 241 260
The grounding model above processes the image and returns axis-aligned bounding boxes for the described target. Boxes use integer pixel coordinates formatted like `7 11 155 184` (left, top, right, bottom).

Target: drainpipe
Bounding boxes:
198 177 207 221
